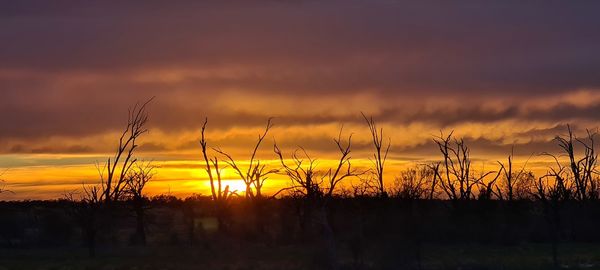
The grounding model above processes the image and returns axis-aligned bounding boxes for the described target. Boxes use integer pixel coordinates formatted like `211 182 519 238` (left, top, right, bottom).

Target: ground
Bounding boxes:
2 242 600 270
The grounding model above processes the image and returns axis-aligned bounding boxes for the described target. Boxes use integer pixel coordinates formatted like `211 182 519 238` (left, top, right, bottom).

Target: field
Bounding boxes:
2 199 600 270
2 243 600 270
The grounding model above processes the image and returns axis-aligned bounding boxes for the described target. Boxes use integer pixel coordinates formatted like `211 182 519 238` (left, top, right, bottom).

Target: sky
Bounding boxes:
2 1 600 200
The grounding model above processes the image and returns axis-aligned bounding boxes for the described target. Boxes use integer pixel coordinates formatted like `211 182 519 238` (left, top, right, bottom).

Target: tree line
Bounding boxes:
2 98 600 269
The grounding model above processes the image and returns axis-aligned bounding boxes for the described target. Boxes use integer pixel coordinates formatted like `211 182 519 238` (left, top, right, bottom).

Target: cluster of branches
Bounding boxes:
535 126 600 202
65 98 157 256
212 118 277 200
273 126 362 201
387 127 600 204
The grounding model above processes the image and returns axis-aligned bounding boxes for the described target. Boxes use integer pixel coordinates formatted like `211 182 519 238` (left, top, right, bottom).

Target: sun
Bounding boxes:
200 179 247 194
220 179 247 193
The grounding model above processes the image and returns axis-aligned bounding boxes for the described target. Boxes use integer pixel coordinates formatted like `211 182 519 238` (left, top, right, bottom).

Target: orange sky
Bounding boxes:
0 116 588 200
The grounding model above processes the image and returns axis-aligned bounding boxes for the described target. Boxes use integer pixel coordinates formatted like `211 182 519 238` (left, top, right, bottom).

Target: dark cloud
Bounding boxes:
2 1 600 90
1 0 600 154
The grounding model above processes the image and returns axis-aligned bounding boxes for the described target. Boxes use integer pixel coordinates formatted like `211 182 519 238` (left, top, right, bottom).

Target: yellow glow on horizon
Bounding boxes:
0 151 570 201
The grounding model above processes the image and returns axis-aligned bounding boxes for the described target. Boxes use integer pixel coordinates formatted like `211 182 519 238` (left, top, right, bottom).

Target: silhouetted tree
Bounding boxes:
274 127 359 270
273 127 360 200
64 98 154 256
98 97 153 205
530 126 600 268
324 127 362 197
433 132 498 200
212 118 278 237
362 113 390 197
199 118 237 232
495 150 532 201
513 171 536 200
554 126 599 200
214 118 277 200
124 161 156 246
391 165 436 200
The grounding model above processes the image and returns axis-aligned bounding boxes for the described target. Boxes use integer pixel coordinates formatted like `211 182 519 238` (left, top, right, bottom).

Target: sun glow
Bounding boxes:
200 179 247 194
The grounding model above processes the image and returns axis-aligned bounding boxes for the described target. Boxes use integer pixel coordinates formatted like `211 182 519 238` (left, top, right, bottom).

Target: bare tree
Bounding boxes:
532 126 600 268
273 127 360 199
495 150 532 201
214 118 278 200
64 98 154 256
362 113 391 197
323 127 363 197
124 161 157 246
199 118 237 232
211 118 280 236
391 165 435 200
433 132 498 200
99 97 154 204
476 168 502 201
273 145 321 200
273 127 360 270
554 126 598 200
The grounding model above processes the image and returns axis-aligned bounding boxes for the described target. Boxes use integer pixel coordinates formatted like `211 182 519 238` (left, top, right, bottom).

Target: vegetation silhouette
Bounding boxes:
2 100 600 269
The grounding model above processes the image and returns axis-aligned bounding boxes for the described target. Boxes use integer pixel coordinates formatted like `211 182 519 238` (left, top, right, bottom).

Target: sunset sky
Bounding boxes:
2 1 600 200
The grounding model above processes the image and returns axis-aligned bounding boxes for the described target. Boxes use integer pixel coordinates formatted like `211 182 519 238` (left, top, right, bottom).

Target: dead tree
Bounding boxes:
433 132 498 200
495 150 532 201
274 145 321 200
212 118 279 236
99 97 153 204
65 98 153 256
323 127 362 197
199 118 237 232
362 113 391 197
554 126 598 200
535 155 574 202
273 128 359 270
273 127 360 200
124 161 157 246
477 168 502 200
214 118 278 200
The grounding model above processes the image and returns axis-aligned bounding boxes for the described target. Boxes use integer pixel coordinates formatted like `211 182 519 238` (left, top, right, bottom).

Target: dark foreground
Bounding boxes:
2 198 600 270
2 243 600 270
